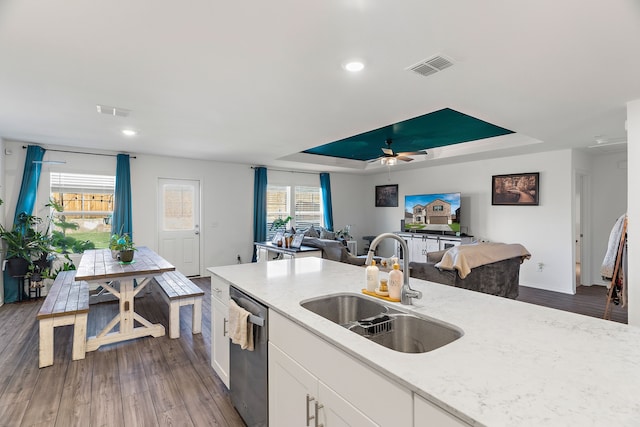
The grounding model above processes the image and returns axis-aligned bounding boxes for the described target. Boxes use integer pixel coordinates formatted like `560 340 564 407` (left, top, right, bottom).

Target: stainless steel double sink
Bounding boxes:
300 293 462 353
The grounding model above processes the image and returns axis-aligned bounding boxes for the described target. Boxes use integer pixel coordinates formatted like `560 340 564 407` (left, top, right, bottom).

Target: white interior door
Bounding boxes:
158 178 201 276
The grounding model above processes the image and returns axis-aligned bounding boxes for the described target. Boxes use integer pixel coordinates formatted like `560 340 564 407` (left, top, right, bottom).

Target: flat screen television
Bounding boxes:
404 192 461 234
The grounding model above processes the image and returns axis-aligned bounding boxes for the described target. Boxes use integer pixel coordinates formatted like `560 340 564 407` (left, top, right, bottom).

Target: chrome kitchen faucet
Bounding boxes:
365 233 423 305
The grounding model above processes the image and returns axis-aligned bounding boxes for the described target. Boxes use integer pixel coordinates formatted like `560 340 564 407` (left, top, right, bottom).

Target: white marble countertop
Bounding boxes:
208 258 640 426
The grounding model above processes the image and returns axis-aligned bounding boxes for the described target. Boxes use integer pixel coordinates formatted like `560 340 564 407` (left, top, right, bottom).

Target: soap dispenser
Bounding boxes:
388 263 403 300
365 260 379 292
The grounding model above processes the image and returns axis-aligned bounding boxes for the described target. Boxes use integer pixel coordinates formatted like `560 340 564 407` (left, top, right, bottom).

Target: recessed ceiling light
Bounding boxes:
122 129 137 136
344 61 365 72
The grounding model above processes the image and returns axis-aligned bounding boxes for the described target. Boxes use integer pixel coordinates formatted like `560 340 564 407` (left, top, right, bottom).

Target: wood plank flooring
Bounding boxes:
517 284 628 324
0 277 245 427
0 276 628 426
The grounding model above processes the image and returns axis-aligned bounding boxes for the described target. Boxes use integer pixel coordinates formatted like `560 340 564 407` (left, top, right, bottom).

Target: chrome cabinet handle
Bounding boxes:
213 287 222 294
306 394 315 426
223 318 228 336
315 401 324 427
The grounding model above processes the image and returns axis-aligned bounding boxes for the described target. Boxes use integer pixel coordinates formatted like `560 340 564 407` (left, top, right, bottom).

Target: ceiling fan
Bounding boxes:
371 138 428 165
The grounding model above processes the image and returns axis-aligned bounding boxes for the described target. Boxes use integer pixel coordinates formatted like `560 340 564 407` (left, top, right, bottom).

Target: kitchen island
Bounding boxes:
209 257 640 426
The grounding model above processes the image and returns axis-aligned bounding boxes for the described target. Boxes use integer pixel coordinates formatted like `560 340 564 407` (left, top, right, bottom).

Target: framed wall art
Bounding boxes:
492 172 539 206
375 184 398 207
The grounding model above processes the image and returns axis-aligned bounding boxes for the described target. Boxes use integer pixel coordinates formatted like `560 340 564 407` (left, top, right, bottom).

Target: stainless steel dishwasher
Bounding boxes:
229 286 268 427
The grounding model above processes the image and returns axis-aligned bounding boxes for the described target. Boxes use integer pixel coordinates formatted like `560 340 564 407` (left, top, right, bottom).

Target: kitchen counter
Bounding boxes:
209 257 640 426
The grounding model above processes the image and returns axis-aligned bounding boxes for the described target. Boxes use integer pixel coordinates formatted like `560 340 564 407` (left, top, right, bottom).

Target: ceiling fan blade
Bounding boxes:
396 156 414 162
397 150 428 156
382 148 394 156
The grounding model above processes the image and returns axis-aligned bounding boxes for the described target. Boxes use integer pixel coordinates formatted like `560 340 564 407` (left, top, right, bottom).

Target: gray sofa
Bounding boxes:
409 249 524 299
302 237 367 265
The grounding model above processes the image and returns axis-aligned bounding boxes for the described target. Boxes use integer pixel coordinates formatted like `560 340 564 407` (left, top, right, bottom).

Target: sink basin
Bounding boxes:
300 293 391 326
300 294 462 353
364 313 462 353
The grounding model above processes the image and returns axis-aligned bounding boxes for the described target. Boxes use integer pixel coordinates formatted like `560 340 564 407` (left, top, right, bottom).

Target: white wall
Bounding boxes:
132 154 254 270
627 99 640 327
588 150 628 286
365 150 575 294
326 173 370 252
1 140 255 277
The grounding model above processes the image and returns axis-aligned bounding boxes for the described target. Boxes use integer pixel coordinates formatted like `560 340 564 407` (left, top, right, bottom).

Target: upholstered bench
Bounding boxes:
36 270 89 368
154 271 204 338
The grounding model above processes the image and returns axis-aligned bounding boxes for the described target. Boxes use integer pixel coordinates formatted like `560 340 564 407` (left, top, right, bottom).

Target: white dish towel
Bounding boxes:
228 299 254 351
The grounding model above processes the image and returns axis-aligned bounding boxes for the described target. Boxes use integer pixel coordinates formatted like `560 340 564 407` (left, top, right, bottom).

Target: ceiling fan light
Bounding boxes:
388 157 397 166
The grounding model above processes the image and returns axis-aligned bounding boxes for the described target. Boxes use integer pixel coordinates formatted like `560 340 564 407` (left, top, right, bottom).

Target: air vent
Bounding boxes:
96 104 131 117
406 55 453 77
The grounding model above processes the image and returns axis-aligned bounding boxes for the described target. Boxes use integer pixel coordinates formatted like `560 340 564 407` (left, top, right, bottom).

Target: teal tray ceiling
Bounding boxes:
303 108 514 161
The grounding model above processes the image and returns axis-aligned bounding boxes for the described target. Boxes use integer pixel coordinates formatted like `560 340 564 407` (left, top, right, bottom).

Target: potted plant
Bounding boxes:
47 198 93 252
0 212 50 277
270 216 292 232
110 233 136 262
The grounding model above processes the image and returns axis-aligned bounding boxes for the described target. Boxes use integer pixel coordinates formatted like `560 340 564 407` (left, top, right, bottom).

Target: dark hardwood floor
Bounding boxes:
0 277 245 427
517 284 628 324
0 276 627 426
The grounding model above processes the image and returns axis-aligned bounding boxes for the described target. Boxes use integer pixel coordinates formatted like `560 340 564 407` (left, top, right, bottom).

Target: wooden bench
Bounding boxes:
36 270 89 368
155 270 204 339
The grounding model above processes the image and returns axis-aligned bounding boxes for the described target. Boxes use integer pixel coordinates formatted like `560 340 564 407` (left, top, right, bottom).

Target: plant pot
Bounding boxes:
6 257 30 277
118 250 135 263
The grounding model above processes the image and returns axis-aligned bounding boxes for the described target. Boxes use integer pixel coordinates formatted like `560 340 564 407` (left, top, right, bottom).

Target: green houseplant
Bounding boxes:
0 211 51 277
47 199 94 258
110 232 136 262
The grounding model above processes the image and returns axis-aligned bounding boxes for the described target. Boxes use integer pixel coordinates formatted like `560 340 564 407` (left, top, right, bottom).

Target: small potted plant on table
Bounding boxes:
110 233 136 263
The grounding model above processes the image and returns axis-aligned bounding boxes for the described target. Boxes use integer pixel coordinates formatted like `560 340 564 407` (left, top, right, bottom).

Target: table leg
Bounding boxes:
86 278 165 351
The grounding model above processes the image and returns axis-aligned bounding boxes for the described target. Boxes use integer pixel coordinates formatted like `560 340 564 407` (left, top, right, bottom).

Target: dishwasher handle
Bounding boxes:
231 296 266 327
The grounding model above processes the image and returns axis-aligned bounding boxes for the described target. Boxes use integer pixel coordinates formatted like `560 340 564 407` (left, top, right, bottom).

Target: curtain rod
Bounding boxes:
22 145 137 159
250 166 324 175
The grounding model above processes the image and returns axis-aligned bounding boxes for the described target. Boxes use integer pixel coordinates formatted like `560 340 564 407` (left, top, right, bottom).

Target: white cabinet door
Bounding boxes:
269 342 318 427
410 236 428 263
270 342 379 427
426 237 440 253
414 395 470 426
318 381 378 427
211 296 230 388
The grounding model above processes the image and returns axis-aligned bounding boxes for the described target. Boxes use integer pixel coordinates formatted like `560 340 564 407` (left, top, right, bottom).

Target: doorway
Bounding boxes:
157 178 201 276
574 171 591 291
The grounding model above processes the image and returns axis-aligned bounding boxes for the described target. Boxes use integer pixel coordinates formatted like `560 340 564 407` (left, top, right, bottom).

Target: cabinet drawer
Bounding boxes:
210 275 230 303
270 310 412 426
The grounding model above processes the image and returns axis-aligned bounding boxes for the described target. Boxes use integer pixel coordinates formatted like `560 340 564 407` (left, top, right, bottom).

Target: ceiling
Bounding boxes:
303 108 514 161
0 1 638 173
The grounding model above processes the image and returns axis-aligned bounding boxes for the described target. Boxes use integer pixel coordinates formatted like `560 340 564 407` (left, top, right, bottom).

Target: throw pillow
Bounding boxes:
320 228 336 240
304 225 320 238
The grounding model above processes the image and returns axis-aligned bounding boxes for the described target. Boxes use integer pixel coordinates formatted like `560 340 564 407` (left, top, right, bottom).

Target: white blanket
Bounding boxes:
435 242 531 279
600 214 626 280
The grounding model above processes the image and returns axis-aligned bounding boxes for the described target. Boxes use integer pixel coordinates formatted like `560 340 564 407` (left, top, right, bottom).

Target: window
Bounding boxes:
162 183 195 231
50 172 115 248
294 186 322 231
266 184 322 239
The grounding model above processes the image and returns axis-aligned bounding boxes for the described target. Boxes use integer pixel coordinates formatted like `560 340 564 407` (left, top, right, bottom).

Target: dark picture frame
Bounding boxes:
492 172 539 206
375 184 399 207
